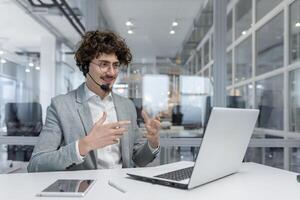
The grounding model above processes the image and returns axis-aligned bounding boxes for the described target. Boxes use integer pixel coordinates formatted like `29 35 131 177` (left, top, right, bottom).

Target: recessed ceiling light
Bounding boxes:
295 22 300 27
29 62 34 67
170 30 175 34
25 68 30 73
126 20 133 26
0 50 4 55
0 58 6 63
128 29 133 34
242 31 247 35
35 66 40 70
172 21 178 27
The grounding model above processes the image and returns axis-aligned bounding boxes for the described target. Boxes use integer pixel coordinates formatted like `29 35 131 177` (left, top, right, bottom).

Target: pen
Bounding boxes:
108 180 127 193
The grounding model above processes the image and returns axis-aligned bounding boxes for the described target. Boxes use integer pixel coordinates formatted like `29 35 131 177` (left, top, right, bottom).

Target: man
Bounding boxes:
27 31 160 172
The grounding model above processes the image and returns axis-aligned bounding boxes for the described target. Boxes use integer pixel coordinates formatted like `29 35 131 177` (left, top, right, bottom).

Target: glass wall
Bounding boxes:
256 0 282 22
203 40 210 66
184 0 300 172
227 10 233 47
235 0 252 38
235 36 252 83
256 75 283 130
256 12 284 76
289 0 300 64
289 68 300 132
227 51 232 86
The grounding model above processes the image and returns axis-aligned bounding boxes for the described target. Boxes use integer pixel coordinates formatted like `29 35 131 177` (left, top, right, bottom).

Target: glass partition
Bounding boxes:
235 36 252 83
256 0 283 22
256 75 284 130
289 0 300 64
235 0 252 39
289 68 300 132
256 12 284 76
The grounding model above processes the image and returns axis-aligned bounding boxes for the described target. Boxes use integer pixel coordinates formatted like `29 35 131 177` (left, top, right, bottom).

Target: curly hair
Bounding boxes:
75 30 132 76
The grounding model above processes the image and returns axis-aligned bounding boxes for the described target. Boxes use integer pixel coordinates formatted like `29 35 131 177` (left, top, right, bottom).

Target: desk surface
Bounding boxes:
0 162 299 200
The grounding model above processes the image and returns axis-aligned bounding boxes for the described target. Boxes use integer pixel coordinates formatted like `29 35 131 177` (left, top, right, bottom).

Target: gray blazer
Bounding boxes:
27 83 156 172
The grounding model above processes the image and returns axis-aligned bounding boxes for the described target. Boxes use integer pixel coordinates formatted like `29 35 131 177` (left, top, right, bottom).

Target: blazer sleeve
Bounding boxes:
27 99 83 172
129 101 157 167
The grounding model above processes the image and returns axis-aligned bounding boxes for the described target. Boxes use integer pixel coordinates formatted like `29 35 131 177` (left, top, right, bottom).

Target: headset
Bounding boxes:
77 61 110 92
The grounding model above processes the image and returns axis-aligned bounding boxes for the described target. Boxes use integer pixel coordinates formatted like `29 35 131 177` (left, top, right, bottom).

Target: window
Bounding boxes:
233 83 254 108
290 148 300 172
235 36 252 83
289 0 300 64
256 12 284 76
180 76 212 128
235 0 252 39
227 51 233 86
197 49 202 71
256 0 282 22
203 69 209 78
227 10 233 46
289 68 300 132
203 40 210 66
229 84 254 108
255 74 283 130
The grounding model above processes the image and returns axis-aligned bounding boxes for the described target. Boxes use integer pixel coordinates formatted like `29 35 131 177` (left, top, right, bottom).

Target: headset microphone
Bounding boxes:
87 73 110 92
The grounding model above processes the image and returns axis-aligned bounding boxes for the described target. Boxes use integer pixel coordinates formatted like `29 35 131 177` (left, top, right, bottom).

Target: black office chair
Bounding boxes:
5 102 43 161
171 105 183 126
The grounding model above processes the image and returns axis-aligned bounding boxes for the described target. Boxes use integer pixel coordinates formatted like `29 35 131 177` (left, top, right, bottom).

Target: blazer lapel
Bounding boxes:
76 84 98 169
112 93 130 168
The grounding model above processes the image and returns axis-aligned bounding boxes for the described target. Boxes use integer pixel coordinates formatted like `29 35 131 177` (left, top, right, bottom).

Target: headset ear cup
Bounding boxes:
83 64 89 75
77 63 89 76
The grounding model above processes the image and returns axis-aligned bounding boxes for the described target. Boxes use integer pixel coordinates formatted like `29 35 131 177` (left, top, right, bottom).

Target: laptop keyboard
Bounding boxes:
154 167 194 181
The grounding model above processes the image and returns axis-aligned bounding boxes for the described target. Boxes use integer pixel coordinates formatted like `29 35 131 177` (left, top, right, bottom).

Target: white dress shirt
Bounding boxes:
75 84 158 169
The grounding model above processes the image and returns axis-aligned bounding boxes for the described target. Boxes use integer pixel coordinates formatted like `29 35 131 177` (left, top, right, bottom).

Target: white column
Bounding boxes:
40 36 56 122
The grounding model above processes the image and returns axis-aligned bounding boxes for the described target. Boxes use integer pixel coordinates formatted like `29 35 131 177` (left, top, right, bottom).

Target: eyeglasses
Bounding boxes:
91 60 121 72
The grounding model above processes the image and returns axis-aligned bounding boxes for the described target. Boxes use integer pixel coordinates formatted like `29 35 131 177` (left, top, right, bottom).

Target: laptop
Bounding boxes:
127 107 259 189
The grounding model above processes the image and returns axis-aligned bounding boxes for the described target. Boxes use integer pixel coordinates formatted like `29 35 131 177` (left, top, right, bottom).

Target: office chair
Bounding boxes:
5 102 43 161
171 105 183 126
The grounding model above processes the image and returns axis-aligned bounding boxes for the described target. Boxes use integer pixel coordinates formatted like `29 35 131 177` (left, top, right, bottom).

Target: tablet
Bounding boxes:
37 179 96 197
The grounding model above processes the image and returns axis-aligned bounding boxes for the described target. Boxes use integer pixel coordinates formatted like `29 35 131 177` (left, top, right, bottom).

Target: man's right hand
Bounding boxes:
78 112 130 156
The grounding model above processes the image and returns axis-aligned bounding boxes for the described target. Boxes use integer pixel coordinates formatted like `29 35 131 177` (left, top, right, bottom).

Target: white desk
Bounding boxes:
0 162 299 200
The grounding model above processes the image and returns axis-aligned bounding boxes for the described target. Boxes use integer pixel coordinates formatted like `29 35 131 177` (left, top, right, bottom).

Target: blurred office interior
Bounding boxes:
0 0 300 173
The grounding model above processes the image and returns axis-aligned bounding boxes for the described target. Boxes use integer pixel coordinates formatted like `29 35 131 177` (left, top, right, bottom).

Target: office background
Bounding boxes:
0 0 300 173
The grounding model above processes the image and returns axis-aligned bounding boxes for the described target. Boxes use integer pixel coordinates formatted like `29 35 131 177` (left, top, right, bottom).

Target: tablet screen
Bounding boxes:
38 179 95 197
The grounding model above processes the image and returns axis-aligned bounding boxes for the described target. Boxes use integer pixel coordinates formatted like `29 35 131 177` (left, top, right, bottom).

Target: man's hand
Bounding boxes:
78 112 130 156
142 110 161 149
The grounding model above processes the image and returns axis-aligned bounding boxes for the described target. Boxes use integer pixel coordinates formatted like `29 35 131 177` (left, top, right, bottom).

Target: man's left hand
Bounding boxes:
141 110 161 149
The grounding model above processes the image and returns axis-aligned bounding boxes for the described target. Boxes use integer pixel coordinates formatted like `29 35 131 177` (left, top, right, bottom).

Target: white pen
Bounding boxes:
108 180 127 193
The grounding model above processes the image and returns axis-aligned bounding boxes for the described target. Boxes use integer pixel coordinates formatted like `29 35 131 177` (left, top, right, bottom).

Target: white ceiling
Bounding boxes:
0 0 51 53
0 0 202 65
98 0 202 63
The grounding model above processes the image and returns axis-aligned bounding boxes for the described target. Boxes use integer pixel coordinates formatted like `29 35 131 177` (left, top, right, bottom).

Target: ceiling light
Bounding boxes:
128 29 133 34
170 30 175 34
242 31 247 35
0 50 4 55
172 21 178 27
29 62 34 67
296 22 300 27
126 20 133 26
25 68 30 73
1 58 6 63
35 66 40 70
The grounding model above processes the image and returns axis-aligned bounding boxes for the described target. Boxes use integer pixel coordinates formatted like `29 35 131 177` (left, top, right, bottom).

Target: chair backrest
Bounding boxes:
5 102 43 136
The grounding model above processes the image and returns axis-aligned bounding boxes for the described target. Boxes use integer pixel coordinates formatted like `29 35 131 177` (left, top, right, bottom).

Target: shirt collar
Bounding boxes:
84 83 113 102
